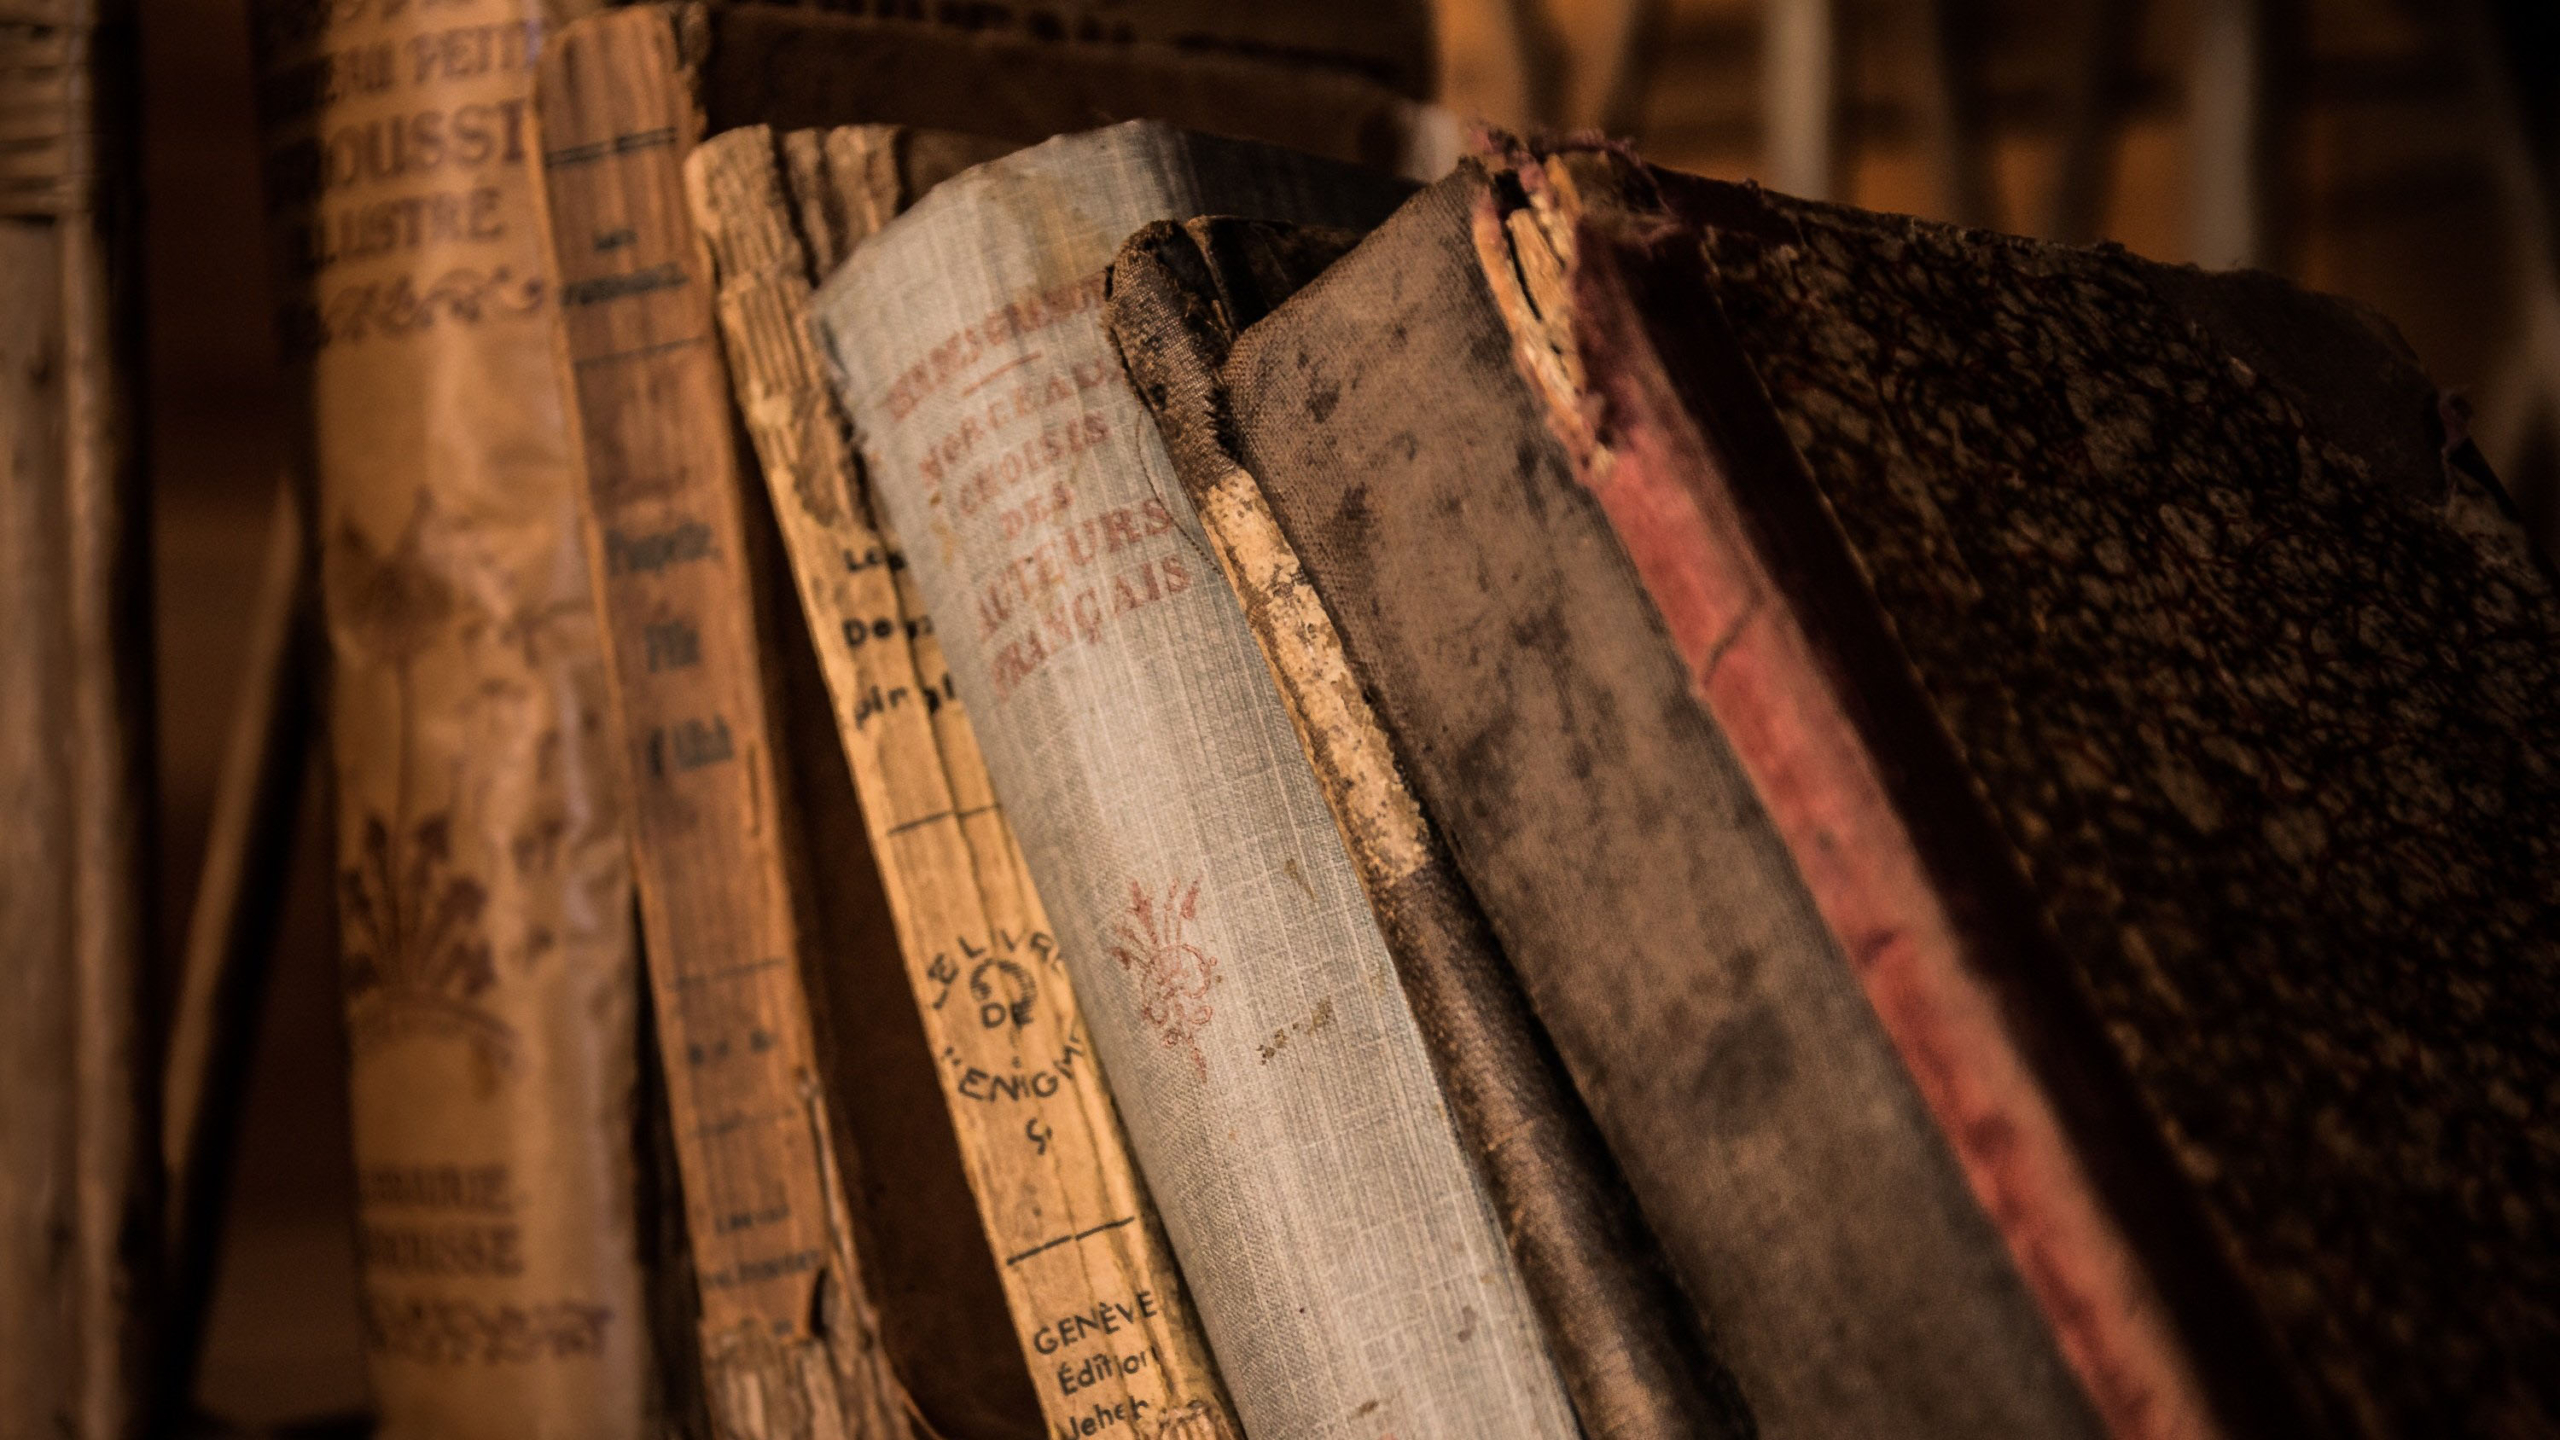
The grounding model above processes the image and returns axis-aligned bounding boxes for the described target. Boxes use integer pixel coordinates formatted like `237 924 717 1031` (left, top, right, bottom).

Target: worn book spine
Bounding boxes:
1105 214 1745 1440
0 3 154 1435
1153 167 2104 1439
246 0 654 1433
528 14 914 1440
687 124 1241 1440
819 122 1580 1440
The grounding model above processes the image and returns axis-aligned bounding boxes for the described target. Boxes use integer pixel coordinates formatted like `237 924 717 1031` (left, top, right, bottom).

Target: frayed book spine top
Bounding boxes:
684 122 1240 1440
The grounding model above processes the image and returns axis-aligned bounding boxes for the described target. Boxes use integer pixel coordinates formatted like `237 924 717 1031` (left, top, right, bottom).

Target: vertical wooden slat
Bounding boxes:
1914 0 1994 228
2454 0 2560 545
0 210 82 1440
1764 0 1839 200
2046 0 2143 242
2189 0 2264 267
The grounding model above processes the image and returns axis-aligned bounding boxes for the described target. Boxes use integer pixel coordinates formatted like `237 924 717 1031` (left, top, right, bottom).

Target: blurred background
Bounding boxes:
149 0 2560 1429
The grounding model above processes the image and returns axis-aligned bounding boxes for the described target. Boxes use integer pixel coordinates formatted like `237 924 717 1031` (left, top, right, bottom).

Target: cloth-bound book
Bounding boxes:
1104 216 1744 1440
1106 167 2092 1440
817 123 1583 1440
1107 145 2560 1439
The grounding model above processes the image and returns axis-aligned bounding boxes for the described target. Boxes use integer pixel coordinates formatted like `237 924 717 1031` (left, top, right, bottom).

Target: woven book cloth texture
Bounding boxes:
817 123 1579 1440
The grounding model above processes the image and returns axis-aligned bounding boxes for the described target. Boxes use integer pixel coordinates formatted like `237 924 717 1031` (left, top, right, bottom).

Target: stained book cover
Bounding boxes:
1104 215 1746 1440
816 123 1582 1440
531 5 1446 1433
1459 146 2557 1438
1105 169 2098 1440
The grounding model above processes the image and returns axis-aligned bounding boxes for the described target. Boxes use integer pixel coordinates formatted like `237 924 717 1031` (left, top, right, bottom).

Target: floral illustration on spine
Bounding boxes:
340 809 513 1070
1108 878 1220 1079
330 491 520 1072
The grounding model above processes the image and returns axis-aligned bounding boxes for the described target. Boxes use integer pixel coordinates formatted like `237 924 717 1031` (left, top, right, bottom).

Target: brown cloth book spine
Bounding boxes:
0 3 155 1435
246 0 656 1433
1105 215 1744 1440
528 13 915 1440
687 124 1241 1440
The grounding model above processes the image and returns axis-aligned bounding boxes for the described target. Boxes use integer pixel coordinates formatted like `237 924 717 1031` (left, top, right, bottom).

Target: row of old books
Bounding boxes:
102 0 2558 1437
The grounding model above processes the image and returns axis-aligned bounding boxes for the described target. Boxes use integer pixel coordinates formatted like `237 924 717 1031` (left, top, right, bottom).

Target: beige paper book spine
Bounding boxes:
1 3 154 1434
528 14 911 1440
246 0 653 1434
686 124 1239 1440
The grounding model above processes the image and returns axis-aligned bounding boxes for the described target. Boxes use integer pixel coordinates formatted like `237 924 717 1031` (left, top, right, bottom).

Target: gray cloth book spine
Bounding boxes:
816 122 1580 1440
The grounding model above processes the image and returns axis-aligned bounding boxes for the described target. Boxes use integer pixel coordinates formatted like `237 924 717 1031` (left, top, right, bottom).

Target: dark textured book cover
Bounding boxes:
1476 144 2560 1437
1123 147 2560 1438
1122 169 2098 1439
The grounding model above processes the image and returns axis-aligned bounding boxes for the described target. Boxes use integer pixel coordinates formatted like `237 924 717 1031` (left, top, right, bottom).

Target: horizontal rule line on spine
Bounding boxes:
573 335 708 368
885 802 997 838
562 263 689 308
1004 1216 1137 1267
542 126 679 167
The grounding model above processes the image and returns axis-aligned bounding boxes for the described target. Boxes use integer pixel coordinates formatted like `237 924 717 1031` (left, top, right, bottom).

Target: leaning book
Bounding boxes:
817 123 1582 1440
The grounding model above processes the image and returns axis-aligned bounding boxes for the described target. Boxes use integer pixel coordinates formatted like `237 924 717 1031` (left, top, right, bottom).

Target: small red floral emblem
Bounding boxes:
1108 878 1219 1079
